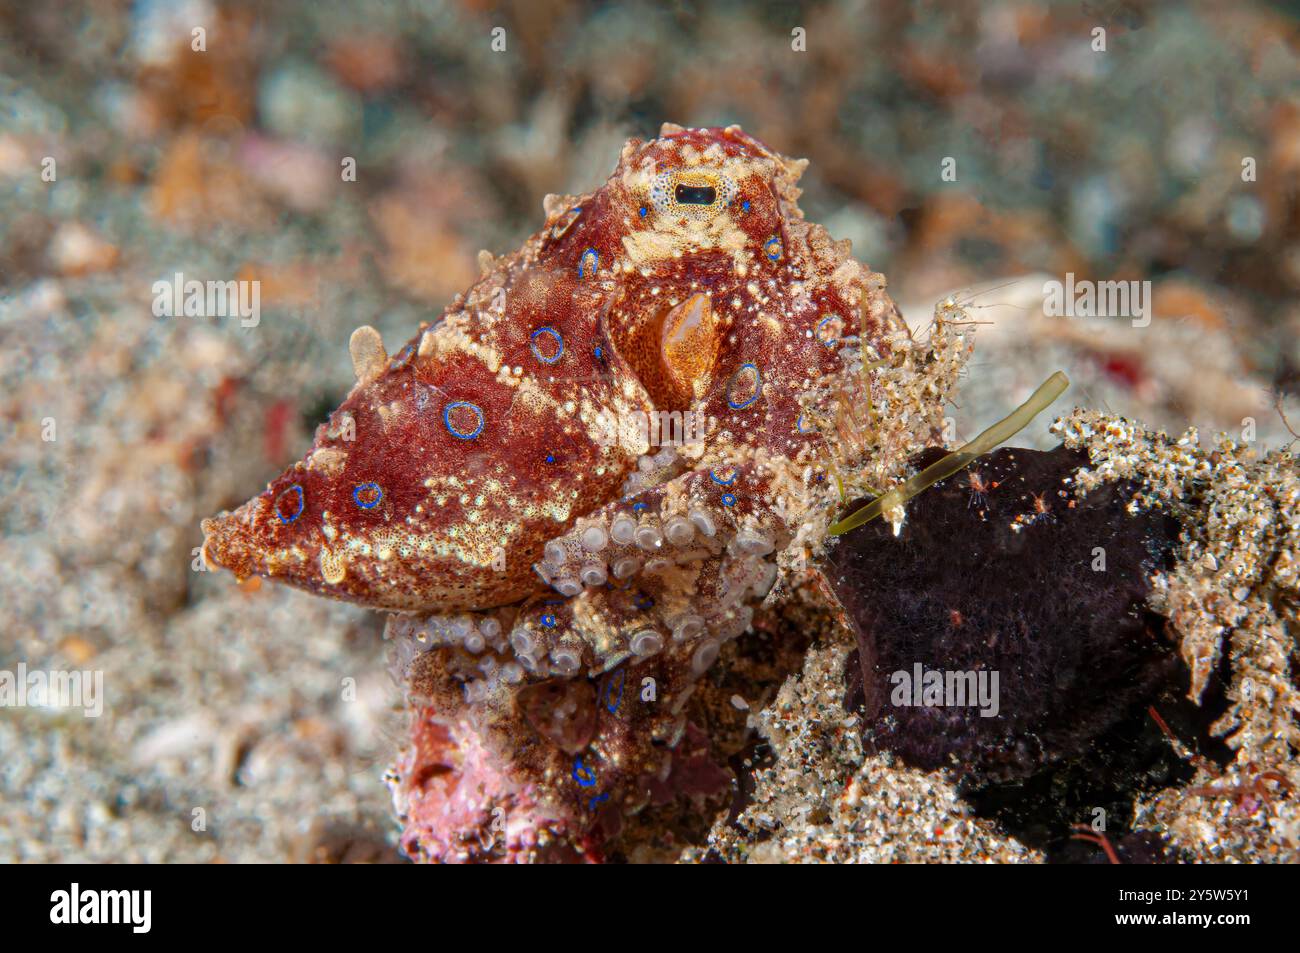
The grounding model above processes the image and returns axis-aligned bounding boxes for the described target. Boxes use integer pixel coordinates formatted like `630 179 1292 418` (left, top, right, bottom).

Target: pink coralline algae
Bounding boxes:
203 124 949 861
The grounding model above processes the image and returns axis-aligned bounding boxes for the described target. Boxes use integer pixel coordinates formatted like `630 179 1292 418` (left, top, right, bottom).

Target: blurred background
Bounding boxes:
1 0 1297 861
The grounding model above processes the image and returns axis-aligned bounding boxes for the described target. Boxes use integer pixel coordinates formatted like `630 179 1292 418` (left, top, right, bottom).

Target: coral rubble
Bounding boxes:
1056 411 1300 861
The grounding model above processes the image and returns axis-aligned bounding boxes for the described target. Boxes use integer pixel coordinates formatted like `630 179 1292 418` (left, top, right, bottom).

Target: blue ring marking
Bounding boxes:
816 315 842 346
638 206 648 218
602 669 625 713
529 326 564 365
726 363 763 410
633 592 653 610
578 248 599 279
594 345 604 361
588 792 610 810
353 482 382 509
545 454 556 464
443 401 485 439
709 467 737 487
275 485 305 524
541 614 558 629
572 755 597 787
632 501 648 513
796 414 815 434
721 493 737 507
765 236 782 260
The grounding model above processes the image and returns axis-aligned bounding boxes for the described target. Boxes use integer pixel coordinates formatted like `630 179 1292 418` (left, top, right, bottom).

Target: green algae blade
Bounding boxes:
828 371 1070 536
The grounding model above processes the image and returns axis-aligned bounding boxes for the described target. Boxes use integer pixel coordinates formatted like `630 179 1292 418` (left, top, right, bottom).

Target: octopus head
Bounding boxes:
596 123 806 270
550 124 811 410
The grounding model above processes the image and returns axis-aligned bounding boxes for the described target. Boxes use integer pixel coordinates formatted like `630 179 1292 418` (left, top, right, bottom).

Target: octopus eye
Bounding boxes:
651 171 738 219
674 184 716 205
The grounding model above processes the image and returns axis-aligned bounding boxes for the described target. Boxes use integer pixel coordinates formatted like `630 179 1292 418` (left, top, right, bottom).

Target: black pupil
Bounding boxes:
675 184 717 205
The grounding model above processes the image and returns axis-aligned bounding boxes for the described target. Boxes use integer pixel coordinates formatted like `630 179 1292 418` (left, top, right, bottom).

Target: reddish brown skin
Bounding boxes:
201 125 891 612
201 124 908 862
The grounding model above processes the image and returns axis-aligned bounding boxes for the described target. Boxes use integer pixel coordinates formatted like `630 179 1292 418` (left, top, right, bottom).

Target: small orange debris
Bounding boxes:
60 636 97 666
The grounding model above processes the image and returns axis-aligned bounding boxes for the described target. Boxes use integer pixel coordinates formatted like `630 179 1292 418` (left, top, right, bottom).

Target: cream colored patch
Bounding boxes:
572 594 625 662
326 412 354 441
320 547 346 584
422 320 503 372
620 212 749 268
376 400 405 429
307 447 347 477
831 259 868 295
542 192 576 220
758 312 783 340
510 375 562 421
349 326 387 385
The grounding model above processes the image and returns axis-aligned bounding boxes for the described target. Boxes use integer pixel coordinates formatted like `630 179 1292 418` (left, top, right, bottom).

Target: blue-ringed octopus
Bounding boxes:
202 123 958 862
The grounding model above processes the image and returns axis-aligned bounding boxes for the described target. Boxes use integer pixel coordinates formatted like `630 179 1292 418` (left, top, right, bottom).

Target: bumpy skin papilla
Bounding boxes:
202 124 910 860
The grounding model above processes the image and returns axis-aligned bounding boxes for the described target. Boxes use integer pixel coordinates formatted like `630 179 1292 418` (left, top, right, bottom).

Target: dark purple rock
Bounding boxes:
827 445 1184 781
